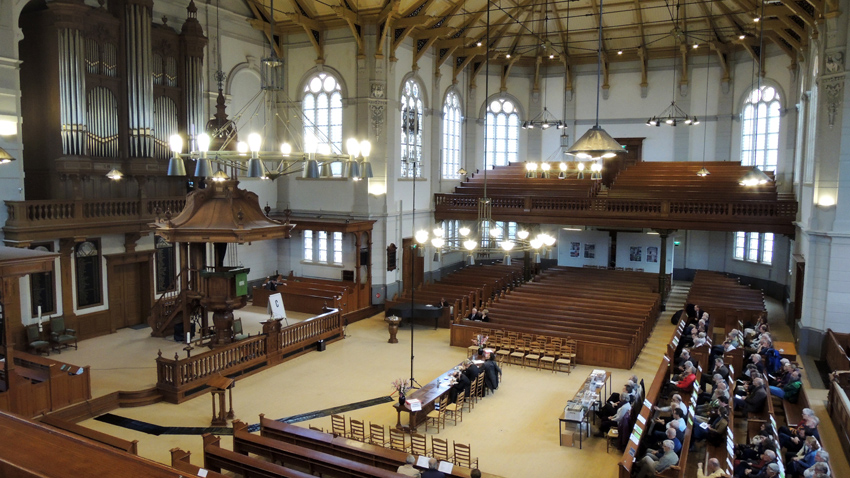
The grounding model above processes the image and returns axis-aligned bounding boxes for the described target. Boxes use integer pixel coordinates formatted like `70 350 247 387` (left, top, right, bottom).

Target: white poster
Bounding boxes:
267 292 286 319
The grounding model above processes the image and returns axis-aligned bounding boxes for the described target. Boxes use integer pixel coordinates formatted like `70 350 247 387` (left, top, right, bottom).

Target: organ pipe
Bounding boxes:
185 56 204 144
87 87 119 158
58 28 87 156
125 2 153 158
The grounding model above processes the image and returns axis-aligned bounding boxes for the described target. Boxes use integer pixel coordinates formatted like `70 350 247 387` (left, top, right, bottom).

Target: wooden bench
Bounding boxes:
40 415 138 455
825 329 850 373
202 433 319 478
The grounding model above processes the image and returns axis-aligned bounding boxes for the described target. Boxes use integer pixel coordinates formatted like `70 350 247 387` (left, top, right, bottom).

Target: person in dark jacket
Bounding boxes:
483 353 502 392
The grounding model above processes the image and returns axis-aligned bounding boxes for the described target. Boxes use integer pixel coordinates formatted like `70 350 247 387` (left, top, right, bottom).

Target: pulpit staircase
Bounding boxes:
147 267 205 338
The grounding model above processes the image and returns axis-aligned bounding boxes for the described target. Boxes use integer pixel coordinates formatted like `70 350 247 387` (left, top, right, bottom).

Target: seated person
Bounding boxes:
733 449 776 478
698 458 726 478
696 386 729 417
396 455 421 477
435 297 450 308
665 365 697 397
479 308 490 322
769 370 802 402
463 359 482 385
803 452 830 478
734 377 768 415
635 440 678 478
466 307 482 321
599 383 635 418
692 331 708 348
674 349 692 373
779 411 821 448
651 409 685 444
596 395 631 436
698 373 727 404
788 436 821 477
263 276 277 291
692 404 729 448
448 370 470 403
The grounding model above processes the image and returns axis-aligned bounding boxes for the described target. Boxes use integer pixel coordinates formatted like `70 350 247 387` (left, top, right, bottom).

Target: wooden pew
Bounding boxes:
228 424 407 478
171 448 229 478
257 417 502 478
825 329 850 373
202 433 318 478
40 414 138 455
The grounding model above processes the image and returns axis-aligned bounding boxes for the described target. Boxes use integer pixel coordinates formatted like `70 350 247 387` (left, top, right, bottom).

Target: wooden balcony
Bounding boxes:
3 197 186 243
434 194 798 234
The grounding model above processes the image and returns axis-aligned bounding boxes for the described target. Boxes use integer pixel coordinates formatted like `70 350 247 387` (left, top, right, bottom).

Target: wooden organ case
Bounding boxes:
18 0 207 201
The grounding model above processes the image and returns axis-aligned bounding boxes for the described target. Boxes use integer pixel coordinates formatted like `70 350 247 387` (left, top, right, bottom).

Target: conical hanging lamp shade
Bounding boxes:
362 160 373 179
246 158 268 178
349 160 361 180
168 157 187 176
320 162 333 178
696 167 711 177
303 159 320 178
565 126 624 159
739 167 772 186
194 158 213 177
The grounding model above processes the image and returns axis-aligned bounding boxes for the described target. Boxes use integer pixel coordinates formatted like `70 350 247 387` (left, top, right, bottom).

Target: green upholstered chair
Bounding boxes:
232 318 248 341
49 316 77 352
26 324 50 356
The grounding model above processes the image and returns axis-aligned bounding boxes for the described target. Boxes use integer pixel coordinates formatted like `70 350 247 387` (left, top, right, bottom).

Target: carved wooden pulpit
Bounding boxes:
207 374 235 426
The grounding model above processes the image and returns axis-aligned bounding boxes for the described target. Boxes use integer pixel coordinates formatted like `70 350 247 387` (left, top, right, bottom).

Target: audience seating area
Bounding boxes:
386 263 524 327
606 161 781 201
825 329 850 373
453 162 601 198
687 271 766 335
452 267 660 369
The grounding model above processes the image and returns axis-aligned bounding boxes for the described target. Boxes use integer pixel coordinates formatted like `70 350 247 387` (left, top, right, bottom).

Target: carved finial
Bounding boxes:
165 209 172 221
157 349 162 357
162 15 168 25
174 353 180 360
264 203 271 217
187 0 198 16
98 0 105 8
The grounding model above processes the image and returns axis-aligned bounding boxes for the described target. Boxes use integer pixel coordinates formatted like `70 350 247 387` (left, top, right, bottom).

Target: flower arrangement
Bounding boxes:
471 334 489 347
391 378 410 395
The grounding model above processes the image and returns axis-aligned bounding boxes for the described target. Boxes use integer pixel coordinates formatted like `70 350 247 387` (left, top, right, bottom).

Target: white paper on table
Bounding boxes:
416 456 430 468
438 461 454 473
407 399 422 411
197 469 209 477
637 415 646 425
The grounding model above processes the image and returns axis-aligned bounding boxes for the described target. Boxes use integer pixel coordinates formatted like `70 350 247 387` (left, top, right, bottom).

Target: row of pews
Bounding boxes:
386 263 524 327
606 161 781 201
183 417 502 478
618 313 733 478
455 162 601 198
451 267 660 369
253 273 370 320
686 270 766 335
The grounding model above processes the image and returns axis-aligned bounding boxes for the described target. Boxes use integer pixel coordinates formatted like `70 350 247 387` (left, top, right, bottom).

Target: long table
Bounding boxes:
557 369 611 449
393 362 465 432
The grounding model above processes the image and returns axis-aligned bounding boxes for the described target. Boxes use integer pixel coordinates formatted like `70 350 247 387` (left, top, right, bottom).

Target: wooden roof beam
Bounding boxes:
695 0 730 83
764 21 803 51
331 5 364 57
765 31 796 61
244 0 282 57
436 45 459 69
772 1 816 28
376 1 400 59
501 55 521 91
633 0 648 92
715 1 759 62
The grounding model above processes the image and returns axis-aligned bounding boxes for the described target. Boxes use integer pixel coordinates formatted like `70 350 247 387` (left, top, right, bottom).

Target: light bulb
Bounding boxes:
530 239 543 249
431 238 445 248
304 133 318 154
433 227 444 237
415 230 429 244
540 163 551 171
317 143 331 155
464 240 478 251
517 230 529 240
559 162 567 171
196 133 211 153
526 162 538 171
360 140 371 158
237 142 249 155
577 162 585 171
490 227 501 237
169 134 183 154
501 241 515 252
247 132 262 152
346 138 361 157
459 227 471 237
280 143 292 155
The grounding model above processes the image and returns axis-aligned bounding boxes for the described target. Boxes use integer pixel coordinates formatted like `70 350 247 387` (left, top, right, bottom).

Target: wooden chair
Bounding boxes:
540 343 558 372
426 395 448 433
232 318 248 341
509 338 527 367
555 345 572 373
445 391 465 425
431 437 452 462
309 425 324 433
452 442 479 469
474 373 484 401
330 414 347 437
410 432 428 456
389 427 409 452
348 418 366 441
26 324 50 356
495 336 513 363
49 316 77 352
566 339 578 364
369 423 388 447
524 341 542 369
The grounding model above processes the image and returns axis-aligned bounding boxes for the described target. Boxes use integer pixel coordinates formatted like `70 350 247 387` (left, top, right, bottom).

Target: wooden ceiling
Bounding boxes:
244 0 833 79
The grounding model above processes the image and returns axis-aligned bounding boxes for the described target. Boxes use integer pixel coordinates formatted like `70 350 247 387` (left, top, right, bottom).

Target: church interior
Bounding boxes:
0 0 849 477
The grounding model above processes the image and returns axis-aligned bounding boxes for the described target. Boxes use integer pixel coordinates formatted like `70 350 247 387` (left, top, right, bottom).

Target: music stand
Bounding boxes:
267 292 289 326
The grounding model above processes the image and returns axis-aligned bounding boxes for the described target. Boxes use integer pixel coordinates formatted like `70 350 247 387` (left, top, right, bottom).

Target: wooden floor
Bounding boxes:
45 285 849 478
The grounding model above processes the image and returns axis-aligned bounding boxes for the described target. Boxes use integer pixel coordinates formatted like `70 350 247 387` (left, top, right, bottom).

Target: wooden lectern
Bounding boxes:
207 375 235 426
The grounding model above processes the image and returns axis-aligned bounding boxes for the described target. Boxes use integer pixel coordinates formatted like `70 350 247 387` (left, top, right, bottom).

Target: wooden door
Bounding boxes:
402 238 424 292
112 263 143 329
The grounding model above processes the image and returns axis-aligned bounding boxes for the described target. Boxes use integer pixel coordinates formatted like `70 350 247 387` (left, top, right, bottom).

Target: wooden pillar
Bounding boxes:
654 229 674 311
58 238 81 330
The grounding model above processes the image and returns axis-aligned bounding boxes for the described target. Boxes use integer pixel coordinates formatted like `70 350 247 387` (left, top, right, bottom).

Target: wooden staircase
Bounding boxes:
148 268 205 338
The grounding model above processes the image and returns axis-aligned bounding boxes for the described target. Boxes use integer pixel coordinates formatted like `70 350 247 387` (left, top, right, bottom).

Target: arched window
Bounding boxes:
804 57 818 183
741 85 781 172
442 91 462 179
401 78 423 178
485 97 519 168
303 72 343 174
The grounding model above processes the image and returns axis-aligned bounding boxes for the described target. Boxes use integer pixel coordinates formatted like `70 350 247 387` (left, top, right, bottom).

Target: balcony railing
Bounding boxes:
435 194 798 233
4 196 186 242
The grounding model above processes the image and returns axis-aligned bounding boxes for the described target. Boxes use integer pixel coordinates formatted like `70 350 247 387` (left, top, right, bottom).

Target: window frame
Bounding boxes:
155 235 177 294
400 78 424 178
741 85 781 172
304 231 314 262
485 97 520 168
29 243 56 317
333 232 343 264
302 72 344 176
74 239 103 309
442 91 462 179
733 231 773 265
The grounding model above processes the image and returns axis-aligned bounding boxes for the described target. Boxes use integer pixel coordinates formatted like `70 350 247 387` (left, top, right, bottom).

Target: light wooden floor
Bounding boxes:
49 286 849 478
